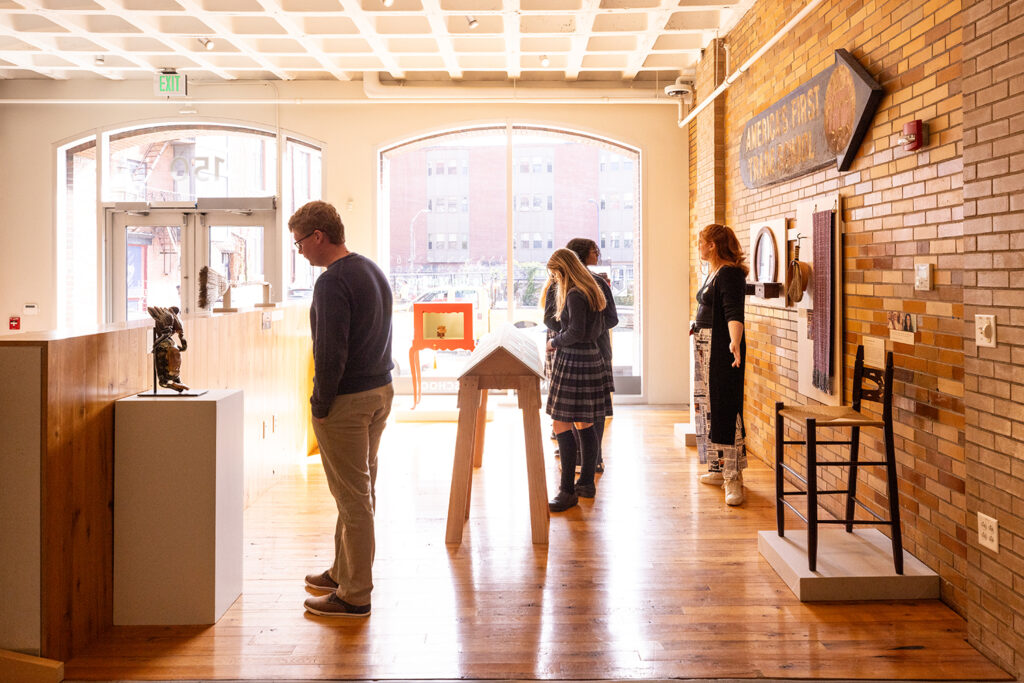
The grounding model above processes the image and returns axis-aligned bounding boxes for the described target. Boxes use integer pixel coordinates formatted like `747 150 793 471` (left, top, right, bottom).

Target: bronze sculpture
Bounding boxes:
148 305 189 392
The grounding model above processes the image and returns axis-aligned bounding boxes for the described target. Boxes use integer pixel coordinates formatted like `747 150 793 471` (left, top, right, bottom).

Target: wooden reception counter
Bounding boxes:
0 306 313 661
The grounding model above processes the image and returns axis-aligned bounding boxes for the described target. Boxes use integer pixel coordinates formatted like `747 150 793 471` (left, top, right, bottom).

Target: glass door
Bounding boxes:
109 210 190 321
107 203 277 322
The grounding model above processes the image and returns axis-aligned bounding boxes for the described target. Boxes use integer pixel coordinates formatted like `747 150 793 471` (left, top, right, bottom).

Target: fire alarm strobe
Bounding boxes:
9 316 21 330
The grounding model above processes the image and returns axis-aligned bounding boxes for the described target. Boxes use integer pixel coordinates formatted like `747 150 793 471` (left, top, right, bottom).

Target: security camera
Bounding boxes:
664 81 694 99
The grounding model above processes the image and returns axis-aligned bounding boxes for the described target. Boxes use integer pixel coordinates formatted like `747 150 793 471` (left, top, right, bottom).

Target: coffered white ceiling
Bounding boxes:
0 0 752 84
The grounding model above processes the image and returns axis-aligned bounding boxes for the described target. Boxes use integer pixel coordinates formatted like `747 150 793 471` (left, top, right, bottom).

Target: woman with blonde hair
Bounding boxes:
693 223 749 505
543 247 613 512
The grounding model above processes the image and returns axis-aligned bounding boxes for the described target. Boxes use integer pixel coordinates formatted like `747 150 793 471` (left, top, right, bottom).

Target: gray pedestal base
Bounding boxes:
758 528 940 601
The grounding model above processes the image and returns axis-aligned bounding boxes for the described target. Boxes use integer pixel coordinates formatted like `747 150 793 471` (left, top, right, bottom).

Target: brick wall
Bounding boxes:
686 0 1023 675
961 0 1024 673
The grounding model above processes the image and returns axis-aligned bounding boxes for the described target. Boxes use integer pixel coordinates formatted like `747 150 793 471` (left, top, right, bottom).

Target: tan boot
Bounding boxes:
699 471 724 485
724 473 744 506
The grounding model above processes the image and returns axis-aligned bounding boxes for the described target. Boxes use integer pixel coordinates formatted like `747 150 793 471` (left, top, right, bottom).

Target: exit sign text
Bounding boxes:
155 72 187 97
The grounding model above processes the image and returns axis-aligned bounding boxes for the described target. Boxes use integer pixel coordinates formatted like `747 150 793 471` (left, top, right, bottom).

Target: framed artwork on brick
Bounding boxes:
795 194 844 406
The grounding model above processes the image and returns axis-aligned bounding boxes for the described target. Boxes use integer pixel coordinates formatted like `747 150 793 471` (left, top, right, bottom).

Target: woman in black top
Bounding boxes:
544 248 613 512
693 224 749 506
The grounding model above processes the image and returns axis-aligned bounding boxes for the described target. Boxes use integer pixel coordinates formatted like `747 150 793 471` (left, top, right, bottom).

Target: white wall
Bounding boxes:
0 80 690 403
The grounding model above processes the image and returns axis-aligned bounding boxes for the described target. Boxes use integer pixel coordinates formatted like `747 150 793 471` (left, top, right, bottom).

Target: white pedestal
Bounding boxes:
114 389 244 625
758 529 940 601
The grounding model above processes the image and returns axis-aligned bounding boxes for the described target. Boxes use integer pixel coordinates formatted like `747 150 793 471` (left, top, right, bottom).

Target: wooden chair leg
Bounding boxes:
775 402 785 537
883 423 904 574
845 425 861 533
807 418 818 572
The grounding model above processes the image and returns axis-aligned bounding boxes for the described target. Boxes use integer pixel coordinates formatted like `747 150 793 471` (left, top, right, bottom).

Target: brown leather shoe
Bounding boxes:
304 593 370 618
304 570 339 593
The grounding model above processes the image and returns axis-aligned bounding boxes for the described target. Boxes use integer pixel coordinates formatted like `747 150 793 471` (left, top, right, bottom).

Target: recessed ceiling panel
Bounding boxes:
520 0 578 9
388 37 439 53
39 0 100 9
440 0 501 10
452 36 507 52
301 16 358 35
250 38 305 53
665 11 720 31
320 37 373 53
52 36 105 51
592 13 646 32
519 15 575 34
200 0 265 11
81 16 144 33
9 14 67 32
600 0 660 7
652 33 704 51
122 0 182 9
0 36 38 50
581 53 628 69
227 17 288 35
586 35 636 52
281 0 344 10
519 36 570 52
110 36 177 53
376 15 432 35
154 16 217 35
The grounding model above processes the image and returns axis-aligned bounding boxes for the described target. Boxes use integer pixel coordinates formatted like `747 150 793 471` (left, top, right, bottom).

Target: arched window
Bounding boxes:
57 123 322 327
380 124 642 396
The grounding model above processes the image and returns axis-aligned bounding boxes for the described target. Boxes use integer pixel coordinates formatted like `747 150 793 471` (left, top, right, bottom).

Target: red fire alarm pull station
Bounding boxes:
9 316 20 330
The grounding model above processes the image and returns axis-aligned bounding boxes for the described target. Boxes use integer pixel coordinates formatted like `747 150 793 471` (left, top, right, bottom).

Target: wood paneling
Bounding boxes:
61 408 1008 681
0 306 312 661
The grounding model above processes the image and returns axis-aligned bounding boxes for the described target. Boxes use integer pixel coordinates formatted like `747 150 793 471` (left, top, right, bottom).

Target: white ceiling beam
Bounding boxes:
336 0 404 80
173 0 293 81
419 0 461 79
502 0 520 79
623 0 680 79
90 0 236 81
565 0 601 81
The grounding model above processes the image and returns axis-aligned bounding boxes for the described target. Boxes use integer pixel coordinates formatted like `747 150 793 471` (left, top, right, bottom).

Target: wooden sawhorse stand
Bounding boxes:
444 346 549 545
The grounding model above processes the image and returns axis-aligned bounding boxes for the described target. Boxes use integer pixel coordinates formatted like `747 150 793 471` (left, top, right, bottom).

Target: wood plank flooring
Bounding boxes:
65 405 1009 681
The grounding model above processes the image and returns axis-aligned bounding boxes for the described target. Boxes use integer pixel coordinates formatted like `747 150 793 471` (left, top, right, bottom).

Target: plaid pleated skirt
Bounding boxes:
546 343 614 423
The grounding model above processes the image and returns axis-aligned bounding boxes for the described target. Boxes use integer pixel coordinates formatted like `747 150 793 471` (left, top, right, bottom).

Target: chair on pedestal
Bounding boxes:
774 344 903 574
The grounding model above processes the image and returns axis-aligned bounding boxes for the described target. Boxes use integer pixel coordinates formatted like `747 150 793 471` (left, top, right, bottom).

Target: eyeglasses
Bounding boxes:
293 230 319 249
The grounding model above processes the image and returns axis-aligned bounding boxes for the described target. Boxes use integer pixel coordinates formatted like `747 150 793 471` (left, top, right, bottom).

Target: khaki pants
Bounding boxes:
311 383 394 606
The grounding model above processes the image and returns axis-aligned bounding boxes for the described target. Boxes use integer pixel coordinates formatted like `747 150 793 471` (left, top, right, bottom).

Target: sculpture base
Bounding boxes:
137 389 208 398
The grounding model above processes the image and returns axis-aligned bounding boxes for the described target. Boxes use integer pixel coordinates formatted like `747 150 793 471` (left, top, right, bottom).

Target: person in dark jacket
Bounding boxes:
543 248 613 512
544 238 617 472
693 223 748 506
289 200 394 617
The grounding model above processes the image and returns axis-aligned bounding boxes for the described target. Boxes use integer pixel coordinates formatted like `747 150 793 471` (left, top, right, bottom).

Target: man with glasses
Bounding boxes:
289 200 394 618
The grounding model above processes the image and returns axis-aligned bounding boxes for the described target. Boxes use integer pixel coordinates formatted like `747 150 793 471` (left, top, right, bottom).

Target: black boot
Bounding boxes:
574 425 599 498
555 430 578 493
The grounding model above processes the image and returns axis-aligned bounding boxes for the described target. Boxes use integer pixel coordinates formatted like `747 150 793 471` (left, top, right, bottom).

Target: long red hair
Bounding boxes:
699 223 749 277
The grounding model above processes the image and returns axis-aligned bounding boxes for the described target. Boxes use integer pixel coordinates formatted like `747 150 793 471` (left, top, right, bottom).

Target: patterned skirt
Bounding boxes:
693 327 747 475
546 343 614 423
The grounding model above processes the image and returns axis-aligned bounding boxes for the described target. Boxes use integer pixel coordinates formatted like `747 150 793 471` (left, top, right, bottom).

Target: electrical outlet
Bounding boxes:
975 314 996 348
978 512 999 552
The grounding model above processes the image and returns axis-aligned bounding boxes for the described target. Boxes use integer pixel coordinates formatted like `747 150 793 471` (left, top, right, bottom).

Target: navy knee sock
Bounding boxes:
555 431 578 494
575 425 599 487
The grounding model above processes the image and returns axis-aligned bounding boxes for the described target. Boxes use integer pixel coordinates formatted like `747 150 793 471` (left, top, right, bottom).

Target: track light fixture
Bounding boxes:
466 15 478 29
198 37 214 51
382 0 394 6
94 55 105 66
540 54 550 67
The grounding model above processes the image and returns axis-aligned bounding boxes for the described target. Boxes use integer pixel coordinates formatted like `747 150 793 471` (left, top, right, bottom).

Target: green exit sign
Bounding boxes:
154 72 187 97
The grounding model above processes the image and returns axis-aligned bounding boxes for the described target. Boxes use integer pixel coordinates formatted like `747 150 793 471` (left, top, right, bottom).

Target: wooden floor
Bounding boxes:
65 405 1009 681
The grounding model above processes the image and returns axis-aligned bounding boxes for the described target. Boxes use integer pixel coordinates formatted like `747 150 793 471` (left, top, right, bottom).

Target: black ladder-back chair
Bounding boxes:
774 344 903 574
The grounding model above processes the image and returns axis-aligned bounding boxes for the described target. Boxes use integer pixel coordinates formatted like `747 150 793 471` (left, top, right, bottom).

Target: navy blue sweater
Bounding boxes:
309 253 393 419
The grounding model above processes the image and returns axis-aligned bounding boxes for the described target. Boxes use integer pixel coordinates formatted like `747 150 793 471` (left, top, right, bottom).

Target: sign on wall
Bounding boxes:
739 49 882 189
